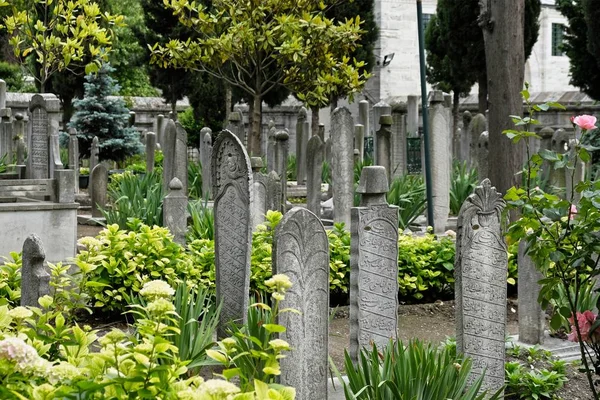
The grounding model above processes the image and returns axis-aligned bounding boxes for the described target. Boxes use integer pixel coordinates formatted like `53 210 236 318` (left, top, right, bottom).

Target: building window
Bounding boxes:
552 23 565 56
422 13 433 33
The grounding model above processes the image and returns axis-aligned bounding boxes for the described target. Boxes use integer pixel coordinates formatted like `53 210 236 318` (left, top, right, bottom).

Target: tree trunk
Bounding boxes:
171 102 177 121
478 74 488 114
311 105 320 137
480 0 525 196
249 93 262 156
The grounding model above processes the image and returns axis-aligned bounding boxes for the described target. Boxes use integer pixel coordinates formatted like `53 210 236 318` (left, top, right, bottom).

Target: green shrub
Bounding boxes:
188 160 203 200
387 174 426 230
249 211 282 295
0 253 21 307
74 223 200 312
328 223 351 294
450 160 478 215
187 199 214 241
186 239 216 291
287 154 297 181
178 106 204 146
0 61 24 91
335 339 501 400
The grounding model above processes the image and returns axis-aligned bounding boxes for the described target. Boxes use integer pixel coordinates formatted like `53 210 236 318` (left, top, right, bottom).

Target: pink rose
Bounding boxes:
569 204 578 220
567 311 598 343
572 115 598 131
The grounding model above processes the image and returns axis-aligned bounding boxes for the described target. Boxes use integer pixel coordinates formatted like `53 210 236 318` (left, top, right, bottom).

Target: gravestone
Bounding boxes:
296 107 308 184
406 95 419 137
21 235 50 308
251 157 268 229
318 123 325 142
228 111 244 145
15 113 25 167
273 207 329 400
91 164 108 218
0 80 5 109
212 130 253 337
162 119 177 193
331 107 354 227
0 87 12 163
156 114 165 146
428 91 450 233
27 94 51 179
376 115 393 182
455 179 507 394
146 132 156 173
49 131 63 179
274 130 289 213
163 177 188 245
354 124 364 161
54 169 76 204
469 114 487 167
353 149 360 165
68 128 79 192
90 136 100 176
267 120 276 172
373 101 391 156
391 112 407 178
306 135 324 216
200 128 213 199
267 170 283 214
477 131 489 181
518 241 545 345
566 139 586 204
350 166 399 361
359 100 370 136
174 122 188 194
129 111 136 128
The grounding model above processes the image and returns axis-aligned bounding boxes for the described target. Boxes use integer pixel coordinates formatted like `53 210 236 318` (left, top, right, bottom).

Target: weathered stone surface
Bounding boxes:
14 113 25 165
90 136 99 177
273 207 329 400
49 131 63 179
331 107 354 227
428 92 451 233
373 101 391 134
68 128 79 192
518 241 545 345
461 111 472 162
174 122 188 194
201 129 213 199
267 170 282 213
1 104 12 164
350 166 398 361
455 179 507 394
251 157 267 229
477 131 489 181
27 94 50 179
91 164 108 218
359 100 370 137
376 115 392 182
212 130 253 337
156 114 165 146
0 80 5 109
566 139 586 204
406 95 419 137
162 119 177 194
267 120 276 172
318 123 325 142
354 124 364 161
306 135 324 216
228 111 244 145
146 132 156 173
391 112 407 178
163 177 188 245
296 107 308 184
21 234 50 307
55 169 76 204
274 130 289 214
469 113 487 167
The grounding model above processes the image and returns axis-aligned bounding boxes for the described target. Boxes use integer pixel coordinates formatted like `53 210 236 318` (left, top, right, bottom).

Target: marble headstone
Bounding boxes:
296 107 308 185
331 107 354 227
200 129 213 199
68 128 79 192
21 234 49 308
306 135 324 216
27 94 51 179
146 132 156 173
267 170 282 213
428 91 451 233
212 130 253 337
376 115 392 182
518 241 545 345
163 177 188 245
358 100 370 137
455 179 507 394
274 130 289 214
251 157 268 229
91 164 108 218
273 207 329 400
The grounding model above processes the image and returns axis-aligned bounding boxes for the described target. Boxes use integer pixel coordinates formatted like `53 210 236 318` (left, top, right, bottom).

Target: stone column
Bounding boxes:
406 95 419 137
350 166 398 362
306 135 324 216
162 119 177 194
296 107 308 184
391 111 407 178
428 91 450 233
358 100 370 137
21 234 49 308
376 115 392 183
200 129 213 199
90 136 100 176
477 131 489 181
91 163 108 218
14 113 25 166
68 127 79 192
518 241 545 345
373 101 391 157
228 111 243 144
267 120 276 172
274 130 289 214
550 129 569 193
0 82 12 163
456 179 507 395
156 114 165 146
318 123 325 142
251 157 267 229
331 107 354 227
163 177 188 245
538 127 554 184
146 132 156 173
354 124 364 162
469 113 487 168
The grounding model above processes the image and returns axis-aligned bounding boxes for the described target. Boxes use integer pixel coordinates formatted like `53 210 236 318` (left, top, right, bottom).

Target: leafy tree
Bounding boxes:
152 0 368 156
69 64 142 162
0 0 123 93
556 0 600 100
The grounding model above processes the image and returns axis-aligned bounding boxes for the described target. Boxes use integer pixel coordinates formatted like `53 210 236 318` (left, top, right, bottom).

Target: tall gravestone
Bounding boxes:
174 122 188 194
267 120 276 172
318 123 325 142
274 130 289 214
469 113 487 167
518 241 545 345
306 135 324 216
331 107 354 227
267 171 283 214
273 207 329 400
406 95 419 137
376 115 393 182
68 128 79 192
163 177 188 245
455 179 507 394
251 157 268 229
156 114 165 146
21 235 50 308
90 136 100 176
49 130 63 179
146 132 156 173
162 119 184 194
14 114 25 168
200 128 213 199
428 91 450 233
354 124 364 161
296 107 308 185
350 166 399 361
228 111 244 145
91 164 108 218
538 127 554 184
359 100 370 137
477 131 489 181
0 85 12 164
373 101 391 157
27 95 51 179
566 139 586 204
212 130 253 336
391 111 407 179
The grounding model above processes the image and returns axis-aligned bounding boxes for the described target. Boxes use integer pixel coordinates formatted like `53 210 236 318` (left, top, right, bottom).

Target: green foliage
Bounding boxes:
450 160 478 215
188 160 203 200
0 61 23 91
69 63 143 162
387 174 426 230
187 199 214 242
548 278 600 332
249 211 282 296
287 154 297 182
0 252 21 307
397 233 455 301
322 160 331 185
186 239 216 291
74 223 200 312
328 223 351 295
179 106 204 147
101 170 165 229
335 339 501 400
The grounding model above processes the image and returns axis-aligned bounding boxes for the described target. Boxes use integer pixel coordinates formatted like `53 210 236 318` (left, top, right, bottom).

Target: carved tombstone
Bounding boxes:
162 119 177 194
391 112 407 178
477 131 489 181
469 113 487 168
90 136 100 175
306 135 324 216
274 130 289 213
273 207 329 400
331 107 354 227
251 157 268 229
212 130 253 337
201 130 213 199
68 127 79 192
267 120 276 172
21 234 50 307
91 164 108 218
518 241 545 345
267 170 282 213
455 179 507 394
350 166 399 361
163 177 188 245
429 91 451 233
296 107 308 184
146 132 156 173
27 95 50 179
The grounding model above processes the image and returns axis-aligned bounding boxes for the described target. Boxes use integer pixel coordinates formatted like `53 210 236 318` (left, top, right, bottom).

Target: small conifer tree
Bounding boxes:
70 63 142 162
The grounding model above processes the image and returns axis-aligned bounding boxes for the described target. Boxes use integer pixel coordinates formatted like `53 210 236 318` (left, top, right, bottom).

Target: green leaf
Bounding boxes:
263 324 286 333
550 313 564 331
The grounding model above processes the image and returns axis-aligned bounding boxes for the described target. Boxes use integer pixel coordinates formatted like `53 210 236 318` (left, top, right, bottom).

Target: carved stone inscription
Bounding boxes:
273 208 329 400
212 130 252 337
455 179 507 394
31 107 49 178
350 206 398 360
